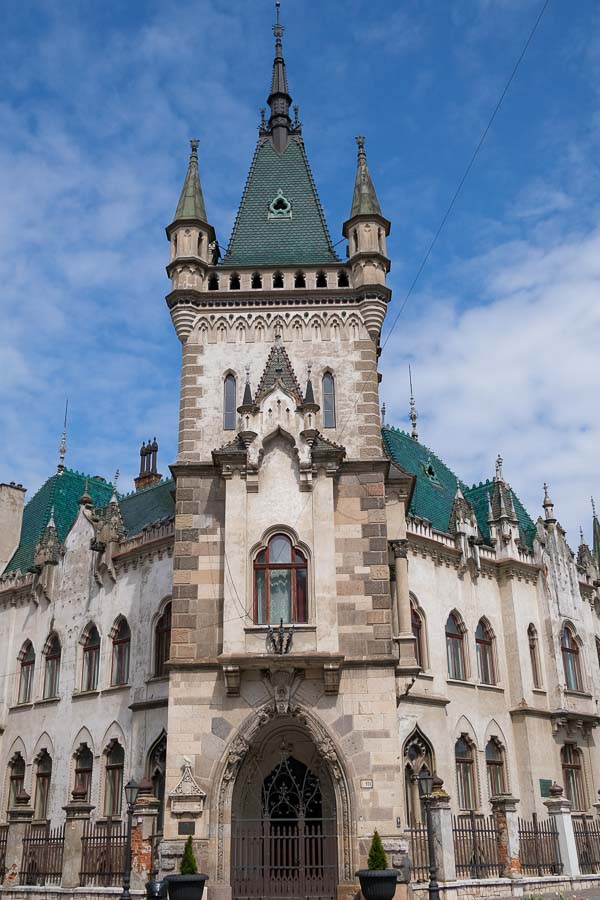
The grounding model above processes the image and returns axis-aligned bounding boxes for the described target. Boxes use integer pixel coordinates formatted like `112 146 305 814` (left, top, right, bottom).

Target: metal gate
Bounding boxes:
231 754 338 900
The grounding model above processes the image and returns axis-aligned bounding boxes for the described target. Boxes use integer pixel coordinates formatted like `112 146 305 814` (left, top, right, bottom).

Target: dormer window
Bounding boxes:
229 273 241 290
273 271 284 289
316 271 327 288
208 273 219 291
251 272 262 289
337 271 349 287
294 271 306 288
268 189 292 219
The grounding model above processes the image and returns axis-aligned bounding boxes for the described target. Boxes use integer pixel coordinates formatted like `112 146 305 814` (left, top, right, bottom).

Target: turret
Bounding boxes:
166 140 215 293
342 136 391 340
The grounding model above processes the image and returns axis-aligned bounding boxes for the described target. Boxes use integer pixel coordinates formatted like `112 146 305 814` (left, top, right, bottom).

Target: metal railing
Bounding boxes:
518 812 562 876
406 818 429 882
80 818 126 886
452 812 502 879
19 822 65 885
573 815 600 874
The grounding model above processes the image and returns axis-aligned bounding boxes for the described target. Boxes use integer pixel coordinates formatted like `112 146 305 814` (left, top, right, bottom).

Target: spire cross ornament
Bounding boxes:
273 1 284 38
408 365 418 441
356 135 366 161
57 398 69 474
495 454 504 480
189 139 199 160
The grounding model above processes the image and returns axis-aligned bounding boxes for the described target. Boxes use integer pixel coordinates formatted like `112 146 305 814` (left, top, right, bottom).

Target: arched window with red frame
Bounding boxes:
254 534 308 625
154 602 172 677
561 625 583 692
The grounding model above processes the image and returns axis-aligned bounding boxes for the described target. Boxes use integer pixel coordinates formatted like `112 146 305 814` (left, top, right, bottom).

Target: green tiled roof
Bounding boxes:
464 480 536 549
382 426 536 548
118 479 175 535
5 469 114 574
223 136 339 267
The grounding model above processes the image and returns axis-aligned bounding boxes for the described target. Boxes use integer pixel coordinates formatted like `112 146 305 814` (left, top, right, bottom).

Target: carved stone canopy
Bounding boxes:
169 759 207 817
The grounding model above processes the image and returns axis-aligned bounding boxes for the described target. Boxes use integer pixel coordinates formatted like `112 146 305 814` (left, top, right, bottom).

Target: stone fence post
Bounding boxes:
544 782 580 877
2 791 33 886
490 794 521 879
130 778 161 889
61 789 94 888
429 778 456 882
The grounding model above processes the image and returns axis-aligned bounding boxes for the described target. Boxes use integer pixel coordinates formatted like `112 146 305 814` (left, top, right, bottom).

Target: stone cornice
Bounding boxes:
166 289 362 310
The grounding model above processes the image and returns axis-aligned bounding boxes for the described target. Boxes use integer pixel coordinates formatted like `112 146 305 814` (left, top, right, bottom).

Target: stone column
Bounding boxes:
390 540 418 671
131 779 161 889
490 794 521 879
61 790 94 888
428 779 456 882
2 791 33 886
544 783 580 877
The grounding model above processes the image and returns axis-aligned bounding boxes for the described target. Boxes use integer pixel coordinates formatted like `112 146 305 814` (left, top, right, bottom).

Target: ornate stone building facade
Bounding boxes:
1 10 600 900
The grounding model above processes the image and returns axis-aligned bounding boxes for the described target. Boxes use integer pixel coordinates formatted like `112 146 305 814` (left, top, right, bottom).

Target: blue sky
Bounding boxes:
1 0 599 546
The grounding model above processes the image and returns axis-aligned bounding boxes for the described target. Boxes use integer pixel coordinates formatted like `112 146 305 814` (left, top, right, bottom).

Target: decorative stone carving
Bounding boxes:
223 664 241 696
323 662 341 694
169 759 207 817
264 667 302 714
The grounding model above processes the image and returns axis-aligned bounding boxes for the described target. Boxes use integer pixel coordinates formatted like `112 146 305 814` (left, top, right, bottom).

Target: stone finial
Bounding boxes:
189 138 199 159
549 782 564 797
543 482 555 520
78 479 93 508
495 454 504 481
57 398 68 474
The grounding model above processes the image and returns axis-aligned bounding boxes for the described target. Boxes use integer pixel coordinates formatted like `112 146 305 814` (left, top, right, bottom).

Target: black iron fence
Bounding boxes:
0 824 8 881
452 812 502 879
19 822 65 885
406 819 429 882
518 812 562 876
80 818 126 886
573 815 600 874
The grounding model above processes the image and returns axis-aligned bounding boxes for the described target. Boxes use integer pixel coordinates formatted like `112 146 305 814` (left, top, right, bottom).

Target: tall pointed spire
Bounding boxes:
267 1 293 153
592 497 600 568
174 139 207 222
57 399 68 474
409 365 418 442
349 136 382 218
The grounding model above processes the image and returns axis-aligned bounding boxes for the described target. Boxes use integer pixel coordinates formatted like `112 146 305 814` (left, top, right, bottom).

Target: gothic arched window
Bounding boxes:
322 372 336 428
111 619 130 686
254 534 308 625
147 733 167 832
154 602 172 677
411 601 426 669
561 744 586 811
455 736 477 810
446 613 466 681
273 271 284 289
337 270 349 287
208 273 219 291
82 625 100 692
316 271 327 288
561 625 583 692
8 753 25 810
18 641 35 704
43 634 61 699
229 272 241 290
403 730 434 825
476 619 496 685
104 742 124 818
224 373 237 431
34 750 52 821
251 272 262 289
485 739 507 798
294 271 306 288
528 624 542 688
73 745 93 802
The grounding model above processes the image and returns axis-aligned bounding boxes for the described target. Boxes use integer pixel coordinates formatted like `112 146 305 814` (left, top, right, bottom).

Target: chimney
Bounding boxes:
134 438 162 491
0 482 27 574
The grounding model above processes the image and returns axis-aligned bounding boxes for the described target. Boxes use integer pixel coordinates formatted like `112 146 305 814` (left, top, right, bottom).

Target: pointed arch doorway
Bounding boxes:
231 729 339 900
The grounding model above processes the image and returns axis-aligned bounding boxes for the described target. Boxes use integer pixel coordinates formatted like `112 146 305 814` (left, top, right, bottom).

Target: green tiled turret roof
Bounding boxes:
223 137 339 267
382 426 536 548
5 469 114 574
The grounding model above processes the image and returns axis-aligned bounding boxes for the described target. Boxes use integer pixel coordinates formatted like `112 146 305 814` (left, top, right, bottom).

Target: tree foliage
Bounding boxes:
180 836 198 875
367 830 388 870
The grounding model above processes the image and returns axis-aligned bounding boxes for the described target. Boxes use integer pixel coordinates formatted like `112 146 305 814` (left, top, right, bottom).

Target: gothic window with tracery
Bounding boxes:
561 625 583 692
43 634 61 699
455 736 477 810
254 534 307 625
403 730 433 825
82 625 100 692
154 602 172 677
111 619 130 686
485 738 507 798
18 641 35 704
322 372 336 428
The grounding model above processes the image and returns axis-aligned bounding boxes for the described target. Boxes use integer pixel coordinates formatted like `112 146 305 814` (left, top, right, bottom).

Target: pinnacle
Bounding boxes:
173 139 208 223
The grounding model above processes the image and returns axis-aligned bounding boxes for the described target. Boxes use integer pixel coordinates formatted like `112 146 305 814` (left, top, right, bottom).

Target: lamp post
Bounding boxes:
418 771 440 900
121 779 140 900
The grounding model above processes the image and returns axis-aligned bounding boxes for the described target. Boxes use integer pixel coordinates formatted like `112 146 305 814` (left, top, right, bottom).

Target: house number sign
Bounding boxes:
360 779 374 789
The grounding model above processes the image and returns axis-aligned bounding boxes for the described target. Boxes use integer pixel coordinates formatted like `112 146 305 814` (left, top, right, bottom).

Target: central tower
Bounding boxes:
163 10 407 899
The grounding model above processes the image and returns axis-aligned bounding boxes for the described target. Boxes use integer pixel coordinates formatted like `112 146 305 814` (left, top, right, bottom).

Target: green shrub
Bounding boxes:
367 830 388 870
180 836 198 875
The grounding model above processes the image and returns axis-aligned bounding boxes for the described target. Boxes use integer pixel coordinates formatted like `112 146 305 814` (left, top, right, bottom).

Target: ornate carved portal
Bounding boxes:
214 703 353 899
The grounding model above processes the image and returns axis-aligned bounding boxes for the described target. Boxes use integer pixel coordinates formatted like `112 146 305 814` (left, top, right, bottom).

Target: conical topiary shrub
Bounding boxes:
367 830 388 870
180 836 198 875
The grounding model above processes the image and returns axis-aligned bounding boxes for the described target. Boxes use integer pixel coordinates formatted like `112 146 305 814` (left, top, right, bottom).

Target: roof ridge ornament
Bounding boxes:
409 365 418 442
495 454 504 481
57 398 68 474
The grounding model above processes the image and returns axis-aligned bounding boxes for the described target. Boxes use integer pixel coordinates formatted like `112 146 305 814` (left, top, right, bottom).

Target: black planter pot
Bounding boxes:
356 868 398 900
164 874 208 900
